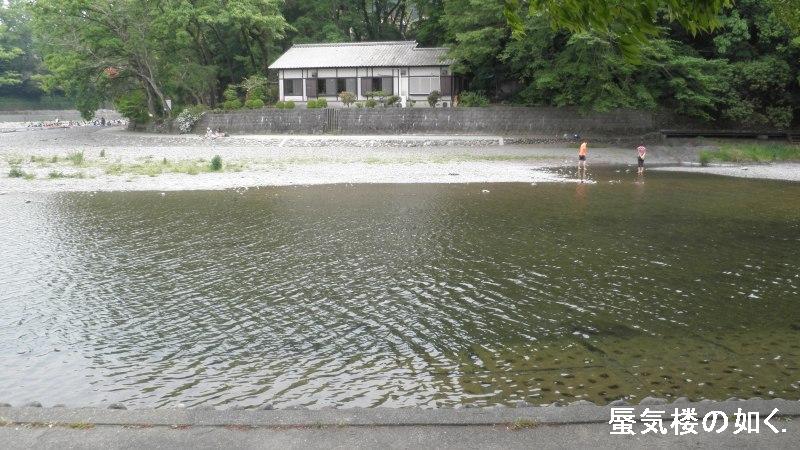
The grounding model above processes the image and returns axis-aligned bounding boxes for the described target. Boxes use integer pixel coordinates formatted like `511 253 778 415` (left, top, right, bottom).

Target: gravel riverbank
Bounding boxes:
1 126 795 192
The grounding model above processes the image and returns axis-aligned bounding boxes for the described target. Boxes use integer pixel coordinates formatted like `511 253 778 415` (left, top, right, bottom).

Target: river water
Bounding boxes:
1 169 798 408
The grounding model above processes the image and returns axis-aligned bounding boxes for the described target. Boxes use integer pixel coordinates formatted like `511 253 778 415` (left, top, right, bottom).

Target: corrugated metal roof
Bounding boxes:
268 41 452 69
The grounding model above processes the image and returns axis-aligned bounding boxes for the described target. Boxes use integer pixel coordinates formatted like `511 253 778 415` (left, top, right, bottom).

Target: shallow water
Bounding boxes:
1 169 799 408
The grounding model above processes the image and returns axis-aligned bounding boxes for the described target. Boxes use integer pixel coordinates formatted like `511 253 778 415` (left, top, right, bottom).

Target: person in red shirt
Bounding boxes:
637 143 647 175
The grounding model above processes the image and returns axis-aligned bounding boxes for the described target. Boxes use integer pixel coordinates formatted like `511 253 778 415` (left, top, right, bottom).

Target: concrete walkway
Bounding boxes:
3 421 799 449
2 400 798 448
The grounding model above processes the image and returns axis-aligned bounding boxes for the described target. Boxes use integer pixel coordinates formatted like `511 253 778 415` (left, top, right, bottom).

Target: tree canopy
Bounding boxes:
0 0 796 128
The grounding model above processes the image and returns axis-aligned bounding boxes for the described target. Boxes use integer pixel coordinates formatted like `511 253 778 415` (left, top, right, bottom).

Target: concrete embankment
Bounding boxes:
1 400 798 448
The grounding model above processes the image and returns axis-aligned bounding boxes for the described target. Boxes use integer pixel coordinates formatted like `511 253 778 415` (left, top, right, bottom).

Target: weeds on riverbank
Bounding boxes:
103 158 241 177
8 167 34 179
48 170 86 179
700 143 800 166
68 151 85 166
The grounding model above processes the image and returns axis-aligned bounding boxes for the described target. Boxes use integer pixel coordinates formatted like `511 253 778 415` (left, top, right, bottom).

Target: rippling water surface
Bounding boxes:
1 169 799 408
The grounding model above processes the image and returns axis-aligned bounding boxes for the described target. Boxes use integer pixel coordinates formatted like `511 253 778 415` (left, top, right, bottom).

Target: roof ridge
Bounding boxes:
292 41 418 48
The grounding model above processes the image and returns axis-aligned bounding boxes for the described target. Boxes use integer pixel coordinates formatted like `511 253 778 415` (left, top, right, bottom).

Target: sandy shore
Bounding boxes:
653 163 800 182
1 126 795 192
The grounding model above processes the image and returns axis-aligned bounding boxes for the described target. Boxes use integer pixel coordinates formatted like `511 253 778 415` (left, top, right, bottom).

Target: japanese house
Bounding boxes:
268 41 459 107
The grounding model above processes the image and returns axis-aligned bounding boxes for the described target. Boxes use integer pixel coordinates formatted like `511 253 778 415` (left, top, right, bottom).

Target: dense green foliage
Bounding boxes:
0 0 797 127
458 91 489 107
25 0 288 119
447 0 799 127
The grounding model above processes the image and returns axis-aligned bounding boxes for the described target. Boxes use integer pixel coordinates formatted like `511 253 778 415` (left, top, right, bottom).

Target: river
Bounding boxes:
1 168 798 408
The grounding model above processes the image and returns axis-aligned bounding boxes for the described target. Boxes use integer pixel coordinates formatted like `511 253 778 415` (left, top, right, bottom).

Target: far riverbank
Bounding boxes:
1 127 797 192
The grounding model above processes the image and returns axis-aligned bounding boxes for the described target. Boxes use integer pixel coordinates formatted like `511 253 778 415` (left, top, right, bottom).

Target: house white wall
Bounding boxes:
276 66 455 106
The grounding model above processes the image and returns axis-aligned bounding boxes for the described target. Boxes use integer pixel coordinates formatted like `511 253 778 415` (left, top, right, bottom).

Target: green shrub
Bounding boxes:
223 99 242 110
276 100 295 109
307 98 329 109
245 98 265 109
427 90 441 107
458 91 489 107
365 98 378 108
339 91 356 107
114 91 150 124
355 102 364 108
222 85 242 110
386 95 400 106
210 155 222 171
242 74 268 103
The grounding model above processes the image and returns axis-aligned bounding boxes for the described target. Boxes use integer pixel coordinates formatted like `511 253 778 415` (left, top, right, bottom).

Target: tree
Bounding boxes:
769 0 800 35
31 0 289 119
505 0 732 59
0 23 22 86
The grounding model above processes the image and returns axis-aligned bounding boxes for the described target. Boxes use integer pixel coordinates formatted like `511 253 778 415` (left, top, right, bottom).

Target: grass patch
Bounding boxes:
30 155 50 163
67 422 95 430
48 171 86 179
68 151 85 166
509 418 540 430
8 167 34 179
103 159 222 177
700 143 800 164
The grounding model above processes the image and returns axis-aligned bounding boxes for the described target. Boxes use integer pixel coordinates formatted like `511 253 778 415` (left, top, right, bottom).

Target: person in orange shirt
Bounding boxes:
578 141 588 178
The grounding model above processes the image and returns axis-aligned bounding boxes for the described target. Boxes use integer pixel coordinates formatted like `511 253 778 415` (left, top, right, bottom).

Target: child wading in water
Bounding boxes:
577 141 588 181
637 143 647 175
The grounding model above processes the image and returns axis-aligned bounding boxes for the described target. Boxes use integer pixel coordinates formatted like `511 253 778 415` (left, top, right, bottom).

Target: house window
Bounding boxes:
316 78 336 96
345 78 357 93
371 77 393 94
283 79 302 96
316 78 357 96
409 76 440 95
